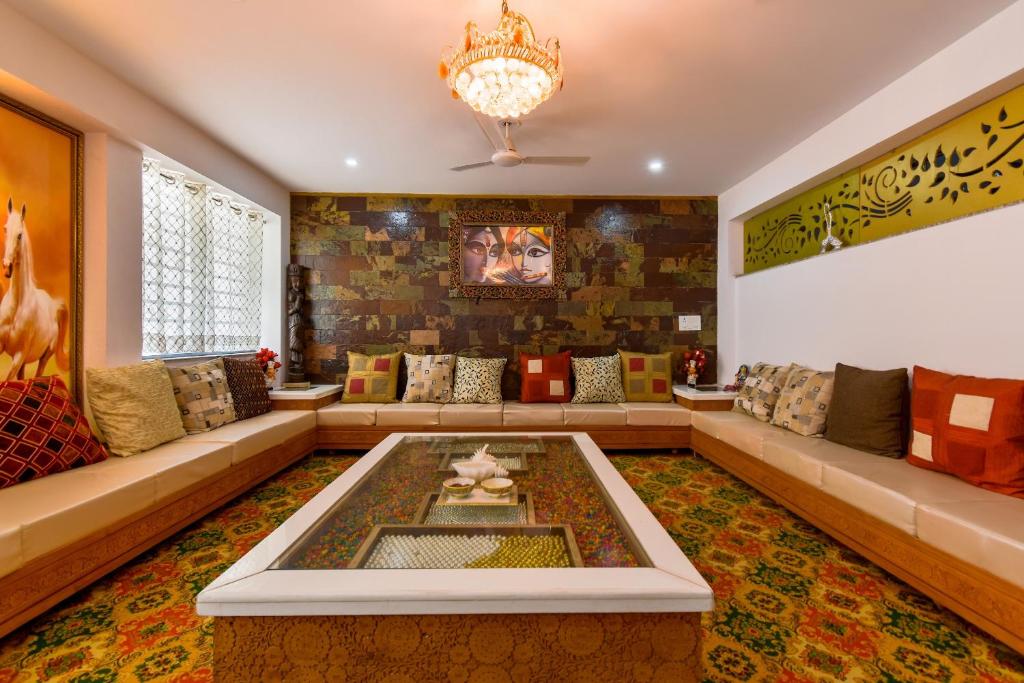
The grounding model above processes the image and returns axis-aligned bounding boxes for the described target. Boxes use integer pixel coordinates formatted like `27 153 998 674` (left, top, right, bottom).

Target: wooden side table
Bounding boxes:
673 384 736 412
268 384 343 411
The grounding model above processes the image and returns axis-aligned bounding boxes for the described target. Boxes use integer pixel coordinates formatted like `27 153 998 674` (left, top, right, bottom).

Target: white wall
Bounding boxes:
717 1 1024 383
0 2 290 371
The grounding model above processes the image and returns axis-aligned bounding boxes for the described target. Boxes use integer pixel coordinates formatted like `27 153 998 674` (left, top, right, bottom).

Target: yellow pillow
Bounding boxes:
86 360 187 456
618 350 673 402
341 351 401 403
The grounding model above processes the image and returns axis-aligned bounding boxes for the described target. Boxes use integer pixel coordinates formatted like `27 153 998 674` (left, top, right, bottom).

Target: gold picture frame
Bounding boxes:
449 210 566 300
0 92 84 399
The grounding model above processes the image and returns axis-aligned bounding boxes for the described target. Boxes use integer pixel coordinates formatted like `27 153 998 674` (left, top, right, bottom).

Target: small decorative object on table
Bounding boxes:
442 477 475 498
255 347 282 388
724 364 750 392
451 444 509 482
682 348 708 388
481 477 514 497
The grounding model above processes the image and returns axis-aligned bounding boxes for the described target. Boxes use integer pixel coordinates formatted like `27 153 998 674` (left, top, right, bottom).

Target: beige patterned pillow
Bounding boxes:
734 363 795 422
451 357 506 404
571 355 627 404
771 367 835 436
167 359 237 433
402 353 455 403
86 360 186 456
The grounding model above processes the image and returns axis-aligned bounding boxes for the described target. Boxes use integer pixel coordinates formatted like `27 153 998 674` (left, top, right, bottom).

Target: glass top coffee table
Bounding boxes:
198 433 712 681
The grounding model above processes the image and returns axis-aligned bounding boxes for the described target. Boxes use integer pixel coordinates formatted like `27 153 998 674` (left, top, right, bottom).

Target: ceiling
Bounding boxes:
7 0 1014 196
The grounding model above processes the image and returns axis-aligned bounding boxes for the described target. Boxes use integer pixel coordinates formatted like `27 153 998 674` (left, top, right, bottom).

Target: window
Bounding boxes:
142 158 264 357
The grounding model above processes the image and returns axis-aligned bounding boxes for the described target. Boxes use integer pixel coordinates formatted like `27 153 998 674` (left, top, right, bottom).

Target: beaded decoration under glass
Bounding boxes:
423 502 528 526
362 534 570 569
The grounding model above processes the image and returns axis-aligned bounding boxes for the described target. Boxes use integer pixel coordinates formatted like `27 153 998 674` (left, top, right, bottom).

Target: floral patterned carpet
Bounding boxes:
0 452 1021 682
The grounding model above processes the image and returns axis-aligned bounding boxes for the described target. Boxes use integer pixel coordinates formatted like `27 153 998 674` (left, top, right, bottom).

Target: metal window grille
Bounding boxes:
142 158 264 356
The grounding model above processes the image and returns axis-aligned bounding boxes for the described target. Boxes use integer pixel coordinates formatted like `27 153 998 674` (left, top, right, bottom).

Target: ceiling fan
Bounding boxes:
451 117 590 172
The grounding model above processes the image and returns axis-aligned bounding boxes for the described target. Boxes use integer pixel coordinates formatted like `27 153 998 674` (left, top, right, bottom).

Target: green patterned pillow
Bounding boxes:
571 355 626 404
451 357 506 404
402 353 455 403
771 367 835 436
734 363 796 422
167 359 236 434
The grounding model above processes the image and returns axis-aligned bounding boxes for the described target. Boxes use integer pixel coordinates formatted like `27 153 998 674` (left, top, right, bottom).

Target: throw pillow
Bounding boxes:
0 376 107 489
771 366 835 436
618 350 673 402
733 362 794 422
571 355 627 404
86 360 186 456
341 351 401 403
167 359 237 433
402 353 455 403
222 357 272 420
519 351 571 403
908 366 1024 498
451 357 506 404
824 363 908 458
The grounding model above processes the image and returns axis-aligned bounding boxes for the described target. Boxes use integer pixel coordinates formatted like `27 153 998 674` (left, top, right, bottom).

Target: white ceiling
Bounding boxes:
8 0 1014 196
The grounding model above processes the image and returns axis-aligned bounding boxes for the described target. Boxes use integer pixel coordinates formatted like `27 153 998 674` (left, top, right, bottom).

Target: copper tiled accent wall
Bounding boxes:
291 194 717 396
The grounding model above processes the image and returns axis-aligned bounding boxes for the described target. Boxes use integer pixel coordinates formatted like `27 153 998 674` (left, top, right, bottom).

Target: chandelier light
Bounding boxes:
439 1 563 119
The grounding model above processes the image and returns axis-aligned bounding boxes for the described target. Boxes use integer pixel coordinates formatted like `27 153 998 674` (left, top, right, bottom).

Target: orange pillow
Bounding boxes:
519 351 571 403
908 366 1024 498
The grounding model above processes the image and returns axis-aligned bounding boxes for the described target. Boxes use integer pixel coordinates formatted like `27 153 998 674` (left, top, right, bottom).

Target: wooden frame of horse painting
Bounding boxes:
0 93 83 399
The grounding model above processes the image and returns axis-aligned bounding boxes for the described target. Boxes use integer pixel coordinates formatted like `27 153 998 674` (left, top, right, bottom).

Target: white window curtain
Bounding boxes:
142 158 264 356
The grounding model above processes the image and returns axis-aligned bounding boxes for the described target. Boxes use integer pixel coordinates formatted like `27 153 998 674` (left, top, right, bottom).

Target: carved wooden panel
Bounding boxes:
215 612 702 682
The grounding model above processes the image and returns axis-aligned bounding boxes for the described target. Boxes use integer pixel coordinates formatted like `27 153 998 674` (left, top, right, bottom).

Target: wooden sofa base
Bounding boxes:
317 425 691 451
692 429 1024 654
0 430 318 639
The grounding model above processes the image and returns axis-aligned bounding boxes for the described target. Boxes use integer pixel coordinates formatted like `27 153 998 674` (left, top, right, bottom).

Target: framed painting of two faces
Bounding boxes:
449 210 566 299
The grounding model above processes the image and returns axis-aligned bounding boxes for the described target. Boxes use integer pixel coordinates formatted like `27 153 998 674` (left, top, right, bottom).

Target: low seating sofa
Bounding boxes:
690 410 1024 653
317 400 693 450
0 410 317 638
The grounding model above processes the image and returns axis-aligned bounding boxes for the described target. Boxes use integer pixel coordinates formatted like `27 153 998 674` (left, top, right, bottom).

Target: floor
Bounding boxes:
0 452 1021 683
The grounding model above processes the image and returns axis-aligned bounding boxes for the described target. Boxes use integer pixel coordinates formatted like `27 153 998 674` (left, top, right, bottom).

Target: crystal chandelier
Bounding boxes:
439 1 563 119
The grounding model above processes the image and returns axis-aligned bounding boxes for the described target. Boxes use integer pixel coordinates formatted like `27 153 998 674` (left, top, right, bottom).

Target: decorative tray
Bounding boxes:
348 524 584 569
414 492 535 525
435 485 519 507
438 453 529 473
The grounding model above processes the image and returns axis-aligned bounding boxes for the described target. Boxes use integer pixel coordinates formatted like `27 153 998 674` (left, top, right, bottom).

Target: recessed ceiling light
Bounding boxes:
648 159 664 173
345 157 358 168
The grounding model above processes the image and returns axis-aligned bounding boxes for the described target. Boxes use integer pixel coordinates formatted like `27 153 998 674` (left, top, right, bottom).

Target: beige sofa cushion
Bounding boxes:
0 459 157 569
86 360 186 456
184 411 315 464
503 401 564 426
916 499 1024 588
94 440 233 501
820 458 1002 535
763 436 873 487
716 416 797 459
620 402 692 427
439 404 503 426
562 404 627 426
375 403 441 426
0 517 20 579
691 410 752 439
317 403 378 427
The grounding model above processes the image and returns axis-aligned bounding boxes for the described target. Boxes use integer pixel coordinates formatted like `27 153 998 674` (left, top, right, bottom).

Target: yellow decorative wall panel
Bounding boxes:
743 171 860 273
744 82 1024 273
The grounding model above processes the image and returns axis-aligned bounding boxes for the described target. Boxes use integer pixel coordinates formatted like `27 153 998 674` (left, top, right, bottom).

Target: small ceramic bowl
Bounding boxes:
481 477 513 497
442 477 475 498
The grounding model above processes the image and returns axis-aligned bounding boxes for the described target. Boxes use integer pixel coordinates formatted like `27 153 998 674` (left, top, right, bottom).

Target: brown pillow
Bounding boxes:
222 357 272 420
824 363 908 458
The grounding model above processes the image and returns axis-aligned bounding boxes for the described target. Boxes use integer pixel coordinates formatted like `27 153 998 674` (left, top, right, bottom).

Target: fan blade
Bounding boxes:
522 156 590 166
450 160 494 172
474 112 504 152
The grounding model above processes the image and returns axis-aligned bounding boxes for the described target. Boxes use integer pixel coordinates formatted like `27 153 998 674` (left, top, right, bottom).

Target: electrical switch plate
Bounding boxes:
678 315 701 331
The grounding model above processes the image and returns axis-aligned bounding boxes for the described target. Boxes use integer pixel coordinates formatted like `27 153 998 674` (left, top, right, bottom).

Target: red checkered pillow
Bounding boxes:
0 376 107 489
519 351 571 403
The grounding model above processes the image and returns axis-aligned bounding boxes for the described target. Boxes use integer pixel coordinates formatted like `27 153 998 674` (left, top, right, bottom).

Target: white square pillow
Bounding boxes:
571 355 626 403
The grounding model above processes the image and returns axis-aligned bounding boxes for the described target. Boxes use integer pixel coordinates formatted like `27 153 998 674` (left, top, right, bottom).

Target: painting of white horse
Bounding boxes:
0 199 70 379
0 92 83 395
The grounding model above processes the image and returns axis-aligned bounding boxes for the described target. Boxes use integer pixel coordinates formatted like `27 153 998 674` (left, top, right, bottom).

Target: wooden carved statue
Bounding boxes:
286 263 307 382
